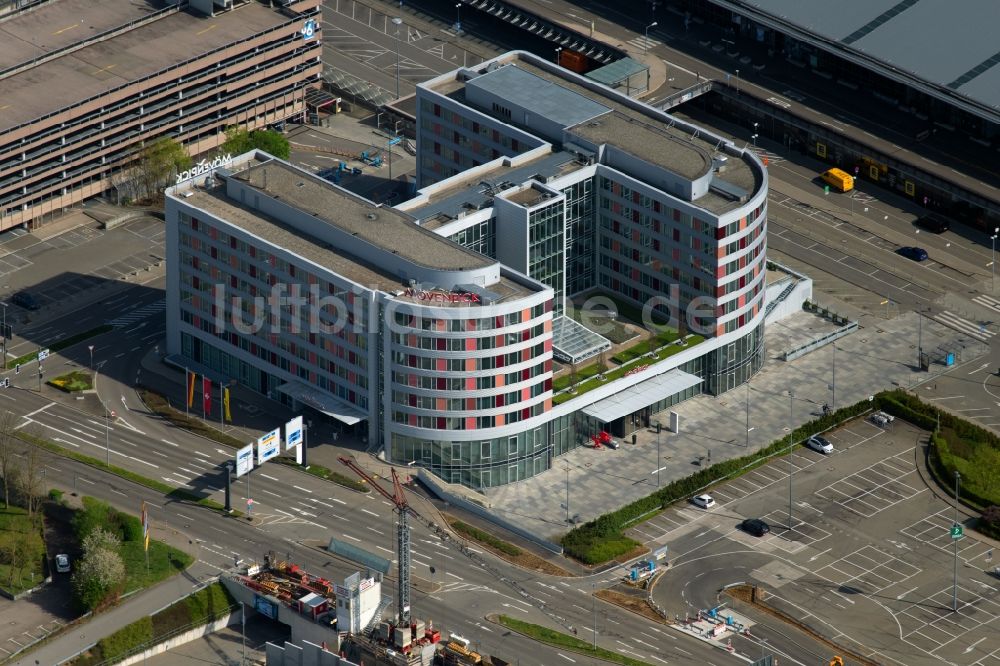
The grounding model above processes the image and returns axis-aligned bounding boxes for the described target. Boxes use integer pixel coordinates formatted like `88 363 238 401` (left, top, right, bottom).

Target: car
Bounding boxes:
914 214 950 233
606 439 620 450
807 435 834 454
55 554 70 573
897 246 929 262
691 494 716 509
740 518 770 537
10 291 39 310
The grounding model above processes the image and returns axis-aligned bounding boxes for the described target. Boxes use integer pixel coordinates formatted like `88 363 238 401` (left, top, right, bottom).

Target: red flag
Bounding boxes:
202 376 212 416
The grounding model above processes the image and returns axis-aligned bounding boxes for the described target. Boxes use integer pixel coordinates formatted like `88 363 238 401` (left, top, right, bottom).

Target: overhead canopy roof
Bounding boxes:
585 57 648 86
709 0 1000 122
582 369 702 423
276 381 367 425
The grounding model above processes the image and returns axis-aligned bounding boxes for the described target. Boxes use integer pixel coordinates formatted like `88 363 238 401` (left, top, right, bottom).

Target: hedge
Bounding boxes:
562 393 880 564
97 616 153 662
6 324 113 369
451 519 522 556
78 583 234 664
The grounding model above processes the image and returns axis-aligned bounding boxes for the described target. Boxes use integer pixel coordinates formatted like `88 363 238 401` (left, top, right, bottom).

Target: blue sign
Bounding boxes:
301 19 317 40
388 136 403 146
285 416 303 451
255 594 278 619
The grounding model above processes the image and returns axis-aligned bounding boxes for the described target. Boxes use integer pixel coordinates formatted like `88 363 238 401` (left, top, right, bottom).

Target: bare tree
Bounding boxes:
0 411 18 508
16 444 46 517
596 351 608 378
569 361 579 392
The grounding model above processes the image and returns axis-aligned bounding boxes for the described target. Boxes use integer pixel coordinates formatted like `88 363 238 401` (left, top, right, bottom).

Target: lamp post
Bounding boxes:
751 133 758 148
735 68 740 94
88 344 94 372
991 228 998 292
831 343 836 411
392 17 403 100
745 380 751 448
917 309 923 369
554 46 562 65
592 582 597 649
0 302 7 363
656 423 661 487
787 390 794 531
644 22 658 53
953 470 961 612
565 465 570 523
454 2 462 33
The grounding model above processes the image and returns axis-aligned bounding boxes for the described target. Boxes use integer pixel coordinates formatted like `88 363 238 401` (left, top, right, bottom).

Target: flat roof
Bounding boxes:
424 54 761 214
0 1 287 131
710 0 1000 119
468 65 611 128
234 161 491 272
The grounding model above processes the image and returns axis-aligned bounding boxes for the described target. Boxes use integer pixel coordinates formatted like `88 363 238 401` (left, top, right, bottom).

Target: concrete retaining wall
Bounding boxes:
765 277 813 325
116 611 238 666
416 468 564 555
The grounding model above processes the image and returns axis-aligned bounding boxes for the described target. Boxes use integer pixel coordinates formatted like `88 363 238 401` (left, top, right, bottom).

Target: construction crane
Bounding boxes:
338 456 412 626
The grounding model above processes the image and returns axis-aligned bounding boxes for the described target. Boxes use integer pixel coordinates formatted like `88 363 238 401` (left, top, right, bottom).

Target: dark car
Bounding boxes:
898 246 929 262
741 518 770 537
10 291 39 310
914 214 950 234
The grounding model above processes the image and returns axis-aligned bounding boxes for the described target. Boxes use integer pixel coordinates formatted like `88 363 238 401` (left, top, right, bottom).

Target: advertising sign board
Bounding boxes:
285 415 303 451
235 444 254 478
257 428 281 465
254 594 278 619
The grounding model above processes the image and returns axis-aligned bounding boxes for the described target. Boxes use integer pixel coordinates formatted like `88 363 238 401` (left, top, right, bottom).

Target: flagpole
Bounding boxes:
202 378 208 420
185 370 189 417
220 382 224 431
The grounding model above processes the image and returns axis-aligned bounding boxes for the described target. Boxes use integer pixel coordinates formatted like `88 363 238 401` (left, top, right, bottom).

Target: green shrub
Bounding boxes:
451 520 522 556
119 512 143 543
97 616 153 662
48 488 64 503
73 497 114 541
562 394 878 564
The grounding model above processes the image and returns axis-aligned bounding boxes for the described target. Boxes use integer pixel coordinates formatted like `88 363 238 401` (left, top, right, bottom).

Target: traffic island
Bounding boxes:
444 516 572 577
47 371 95 393
723 584 878 666
491 613 656 666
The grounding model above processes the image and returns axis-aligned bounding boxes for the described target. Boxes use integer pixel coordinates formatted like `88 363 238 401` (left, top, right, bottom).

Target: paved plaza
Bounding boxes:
485 308 986 540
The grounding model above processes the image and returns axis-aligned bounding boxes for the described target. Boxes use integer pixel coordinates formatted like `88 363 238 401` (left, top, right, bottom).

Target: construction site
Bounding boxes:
221 458 502 666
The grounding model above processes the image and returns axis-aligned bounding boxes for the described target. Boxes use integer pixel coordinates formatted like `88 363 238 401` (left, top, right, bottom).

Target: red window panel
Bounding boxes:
653 200 661 213
433 104 441 116
545 378 552 391
496 394 505 407
437 377 446 390
437 338 446 351
673 228 680 242
437 417 446 430
496 354 505 368
544 359 552 372
522 368 530 381
521 408 529 420
408 394 417 407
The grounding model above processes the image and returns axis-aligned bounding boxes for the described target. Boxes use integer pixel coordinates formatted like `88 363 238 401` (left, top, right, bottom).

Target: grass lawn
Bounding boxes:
565 302 637 345
48 371 94 392
0 506 45 597
120 539 193 594
553 335 704 405
138 389 246 449
272 458 369 493
497 615 653 666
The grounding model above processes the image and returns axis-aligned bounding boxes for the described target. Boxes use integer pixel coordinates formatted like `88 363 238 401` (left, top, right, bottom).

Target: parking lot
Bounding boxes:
642 417 1000 666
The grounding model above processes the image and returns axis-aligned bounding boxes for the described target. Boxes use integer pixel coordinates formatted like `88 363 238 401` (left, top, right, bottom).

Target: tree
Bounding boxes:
137 137 192 200
0 411 19 508
72 547 125 611
221 126 290 160
82 527 120 557
15 444 46 517
596 351 608 378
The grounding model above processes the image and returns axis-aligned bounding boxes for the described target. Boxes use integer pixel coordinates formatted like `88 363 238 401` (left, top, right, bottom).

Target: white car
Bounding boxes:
55 554 70 573
807 435 834 454
691 494 716 509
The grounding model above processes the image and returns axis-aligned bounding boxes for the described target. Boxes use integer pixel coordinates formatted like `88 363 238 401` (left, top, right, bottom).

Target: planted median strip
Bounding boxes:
16 430 237 515
5 324 113 369
497 615 654 666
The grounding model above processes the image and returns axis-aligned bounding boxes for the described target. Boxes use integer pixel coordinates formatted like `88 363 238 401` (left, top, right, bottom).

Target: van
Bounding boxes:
821 168 854 193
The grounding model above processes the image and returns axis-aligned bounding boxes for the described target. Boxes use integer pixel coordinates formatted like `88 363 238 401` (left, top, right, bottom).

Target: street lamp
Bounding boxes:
745 381 752 448
735 69 740 94
991 227 998 292
831 343 836 411
953 470 961 612
565 465 570 523
787 389 794 531
644 22 658 53
656 423 662 487
554 46 562 65
751 133 758 148
0 302 6 363
392 17 403 100
592 582 597 649
454 2 462 33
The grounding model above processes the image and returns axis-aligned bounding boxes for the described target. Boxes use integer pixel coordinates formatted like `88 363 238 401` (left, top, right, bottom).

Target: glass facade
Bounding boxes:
562 178 596 296
391 430 550 489
448 218 496 258
528 201 565 315
704 321 766 394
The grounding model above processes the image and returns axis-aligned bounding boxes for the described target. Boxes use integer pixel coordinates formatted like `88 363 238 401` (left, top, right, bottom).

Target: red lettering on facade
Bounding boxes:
403 288 481 303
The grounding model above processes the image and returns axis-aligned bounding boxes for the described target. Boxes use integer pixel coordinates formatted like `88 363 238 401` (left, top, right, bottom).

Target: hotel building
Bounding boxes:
0 0 321 231
165 50 769 489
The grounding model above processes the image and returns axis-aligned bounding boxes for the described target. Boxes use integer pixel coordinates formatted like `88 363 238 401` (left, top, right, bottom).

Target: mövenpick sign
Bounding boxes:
176 154 234 185
403 288 480 303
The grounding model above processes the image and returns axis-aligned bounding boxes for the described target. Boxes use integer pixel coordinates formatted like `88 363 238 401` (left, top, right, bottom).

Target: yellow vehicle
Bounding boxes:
821 167 854 192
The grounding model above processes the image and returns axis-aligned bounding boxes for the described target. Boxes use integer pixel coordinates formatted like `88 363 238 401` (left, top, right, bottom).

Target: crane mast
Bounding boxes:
338 456 412 625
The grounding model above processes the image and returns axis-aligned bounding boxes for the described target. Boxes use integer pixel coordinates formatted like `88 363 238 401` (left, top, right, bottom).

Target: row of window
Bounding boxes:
390 362 549 391
391 379 549 411
392 302 548 331
391 400 546 430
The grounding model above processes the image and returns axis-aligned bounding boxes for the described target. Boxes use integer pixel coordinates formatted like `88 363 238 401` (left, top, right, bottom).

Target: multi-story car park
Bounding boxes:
165 50 768 489
0 0 322 231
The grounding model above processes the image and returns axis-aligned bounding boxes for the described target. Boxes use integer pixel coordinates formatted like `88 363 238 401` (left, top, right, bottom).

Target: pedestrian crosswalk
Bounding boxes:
627 35 662 51
932 310 995 342
973 293 1000 313
107 299 166 328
